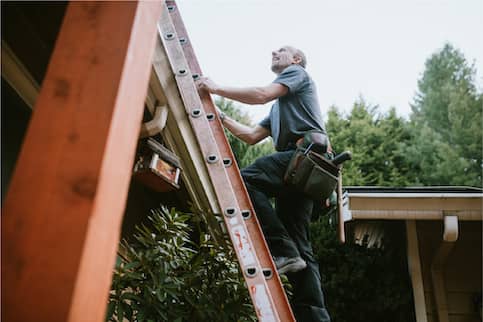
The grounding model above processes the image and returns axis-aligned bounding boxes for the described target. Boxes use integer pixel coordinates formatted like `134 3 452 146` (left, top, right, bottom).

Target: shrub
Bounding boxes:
107 207 256 322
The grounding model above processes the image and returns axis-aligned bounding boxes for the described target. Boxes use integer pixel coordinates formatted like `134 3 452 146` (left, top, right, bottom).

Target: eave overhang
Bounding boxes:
344 186 482 222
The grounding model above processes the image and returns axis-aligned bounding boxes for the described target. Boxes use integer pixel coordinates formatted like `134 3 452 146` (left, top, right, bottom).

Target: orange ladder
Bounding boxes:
158 1 295 320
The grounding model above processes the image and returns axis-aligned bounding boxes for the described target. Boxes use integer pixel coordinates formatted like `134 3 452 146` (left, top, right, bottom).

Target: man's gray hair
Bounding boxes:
286 46 307 68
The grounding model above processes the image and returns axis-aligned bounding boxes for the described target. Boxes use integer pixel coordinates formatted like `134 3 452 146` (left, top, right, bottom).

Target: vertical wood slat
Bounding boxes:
1 2 162 322
406 220 429 322
337 174 346 243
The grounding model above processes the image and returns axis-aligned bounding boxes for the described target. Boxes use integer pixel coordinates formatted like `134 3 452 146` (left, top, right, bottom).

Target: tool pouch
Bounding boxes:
284 134 339 200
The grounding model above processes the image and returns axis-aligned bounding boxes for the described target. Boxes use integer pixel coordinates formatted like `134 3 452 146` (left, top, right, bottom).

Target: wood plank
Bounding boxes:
406 220 428 322
337 172 346 243
447 292 481 315
423 291 481 316
1 41 40 108
417 221 482 293
1 2 162 322
447 315 480 322
431 241 453 322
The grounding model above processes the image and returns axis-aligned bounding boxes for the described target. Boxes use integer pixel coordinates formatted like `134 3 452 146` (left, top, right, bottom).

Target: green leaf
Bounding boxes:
116 302 124 322
105 301 115 320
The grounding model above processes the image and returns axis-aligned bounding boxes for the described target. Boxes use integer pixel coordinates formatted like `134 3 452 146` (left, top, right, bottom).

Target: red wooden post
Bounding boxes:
1 2 162 322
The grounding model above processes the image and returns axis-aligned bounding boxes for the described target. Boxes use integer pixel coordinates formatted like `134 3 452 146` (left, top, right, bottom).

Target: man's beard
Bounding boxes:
271 63 284 74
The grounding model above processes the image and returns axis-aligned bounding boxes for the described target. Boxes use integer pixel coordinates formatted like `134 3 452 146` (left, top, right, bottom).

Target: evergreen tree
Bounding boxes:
410 43 482 186
319 101 416 322
327 99 414 186
403 123 473 185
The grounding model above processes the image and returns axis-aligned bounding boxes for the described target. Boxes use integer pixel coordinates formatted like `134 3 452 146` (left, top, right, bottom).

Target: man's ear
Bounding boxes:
292 55 302 65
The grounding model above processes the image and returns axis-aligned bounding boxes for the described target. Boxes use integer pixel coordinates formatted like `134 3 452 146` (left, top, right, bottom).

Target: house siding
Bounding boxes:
417 221 481 322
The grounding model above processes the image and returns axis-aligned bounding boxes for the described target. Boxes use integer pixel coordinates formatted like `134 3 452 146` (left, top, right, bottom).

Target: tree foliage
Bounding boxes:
409 43 482 186
327 44 482 188
107 207 256 322
327 99 414 186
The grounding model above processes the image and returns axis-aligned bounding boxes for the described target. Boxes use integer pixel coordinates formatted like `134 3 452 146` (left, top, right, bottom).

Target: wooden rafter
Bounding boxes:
1 2 162 321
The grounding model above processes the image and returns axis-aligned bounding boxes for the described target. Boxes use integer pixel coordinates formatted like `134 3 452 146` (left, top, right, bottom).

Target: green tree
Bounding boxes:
319 101 417 321
215 97 274 169
410 43 482 186
403 123 473 185
326 99 414 186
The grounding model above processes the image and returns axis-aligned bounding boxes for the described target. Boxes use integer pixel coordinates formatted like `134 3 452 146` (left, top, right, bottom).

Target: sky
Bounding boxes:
176 0 483 123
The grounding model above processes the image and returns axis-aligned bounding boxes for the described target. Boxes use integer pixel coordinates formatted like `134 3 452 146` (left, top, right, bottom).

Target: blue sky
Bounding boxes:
176 0 483 123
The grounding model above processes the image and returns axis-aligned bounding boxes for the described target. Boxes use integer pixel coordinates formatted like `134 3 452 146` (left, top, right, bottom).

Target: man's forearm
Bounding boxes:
213 86 271 105
220 114 270 145
222 116 258 144
197 76 287 105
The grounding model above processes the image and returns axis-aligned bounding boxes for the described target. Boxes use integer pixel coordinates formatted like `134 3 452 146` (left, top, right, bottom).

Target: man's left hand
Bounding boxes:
196 77 219 94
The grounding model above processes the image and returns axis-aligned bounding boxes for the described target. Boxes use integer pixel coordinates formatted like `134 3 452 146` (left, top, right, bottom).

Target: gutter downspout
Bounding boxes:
140 104 168 138
431 215 458 322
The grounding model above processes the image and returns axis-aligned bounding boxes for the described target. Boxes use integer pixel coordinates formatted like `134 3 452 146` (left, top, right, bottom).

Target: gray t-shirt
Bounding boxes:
259 64 326 151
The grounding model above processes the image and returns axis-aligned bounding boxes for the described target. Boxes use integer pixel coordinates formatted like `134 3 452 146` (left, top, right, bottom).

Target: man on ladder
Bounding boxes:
197 46 331 322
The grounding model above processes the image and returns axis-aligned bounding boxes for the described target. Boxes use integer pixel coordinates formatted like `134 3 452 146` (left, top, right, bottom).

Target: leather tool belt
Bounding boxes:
284 131 339 200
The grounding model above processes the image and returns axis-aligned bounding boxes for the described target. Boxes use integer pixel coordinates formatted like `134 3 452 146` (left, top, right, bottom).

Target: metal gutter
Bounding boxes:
348 192 482 198
349 209 481 221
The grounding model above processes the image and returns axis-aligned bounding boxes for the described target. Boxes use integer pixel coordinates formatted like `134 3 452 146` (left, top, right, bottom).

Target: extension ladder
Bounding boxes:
158 1 295 320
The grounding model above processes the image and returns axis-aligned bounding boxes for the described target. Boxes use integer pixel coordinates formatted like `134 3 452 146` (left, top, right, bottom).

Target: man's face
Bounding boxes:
271 47 297 74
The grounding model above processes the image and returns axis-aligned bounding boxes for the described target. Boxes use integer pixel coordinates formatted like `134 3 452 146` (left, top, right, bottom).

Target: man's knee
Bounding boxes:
240 160 268 188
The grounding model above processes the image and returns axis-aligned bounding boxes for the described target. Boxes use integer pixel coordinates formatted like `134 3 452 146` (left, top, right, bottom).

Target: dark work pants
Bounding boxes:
240 150 331 322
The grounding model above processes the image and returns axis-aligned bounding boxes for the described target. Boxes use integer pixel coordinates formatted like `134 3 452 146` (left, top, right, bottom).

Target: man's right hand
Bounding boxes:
194 77 226 123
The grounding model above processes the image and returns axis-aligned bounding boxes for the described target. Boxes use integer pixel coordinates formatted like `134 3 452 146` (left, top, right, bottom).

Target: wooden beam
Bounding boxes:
1 40 40 108
431 241 456 322
337 172 346 243
406 220 428 322
1 2 162 322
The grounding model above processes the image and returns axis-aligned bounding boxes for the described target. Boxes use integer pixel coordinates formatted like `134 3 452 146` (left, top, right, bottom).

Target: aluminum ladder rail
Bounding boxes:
158 1 296 321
